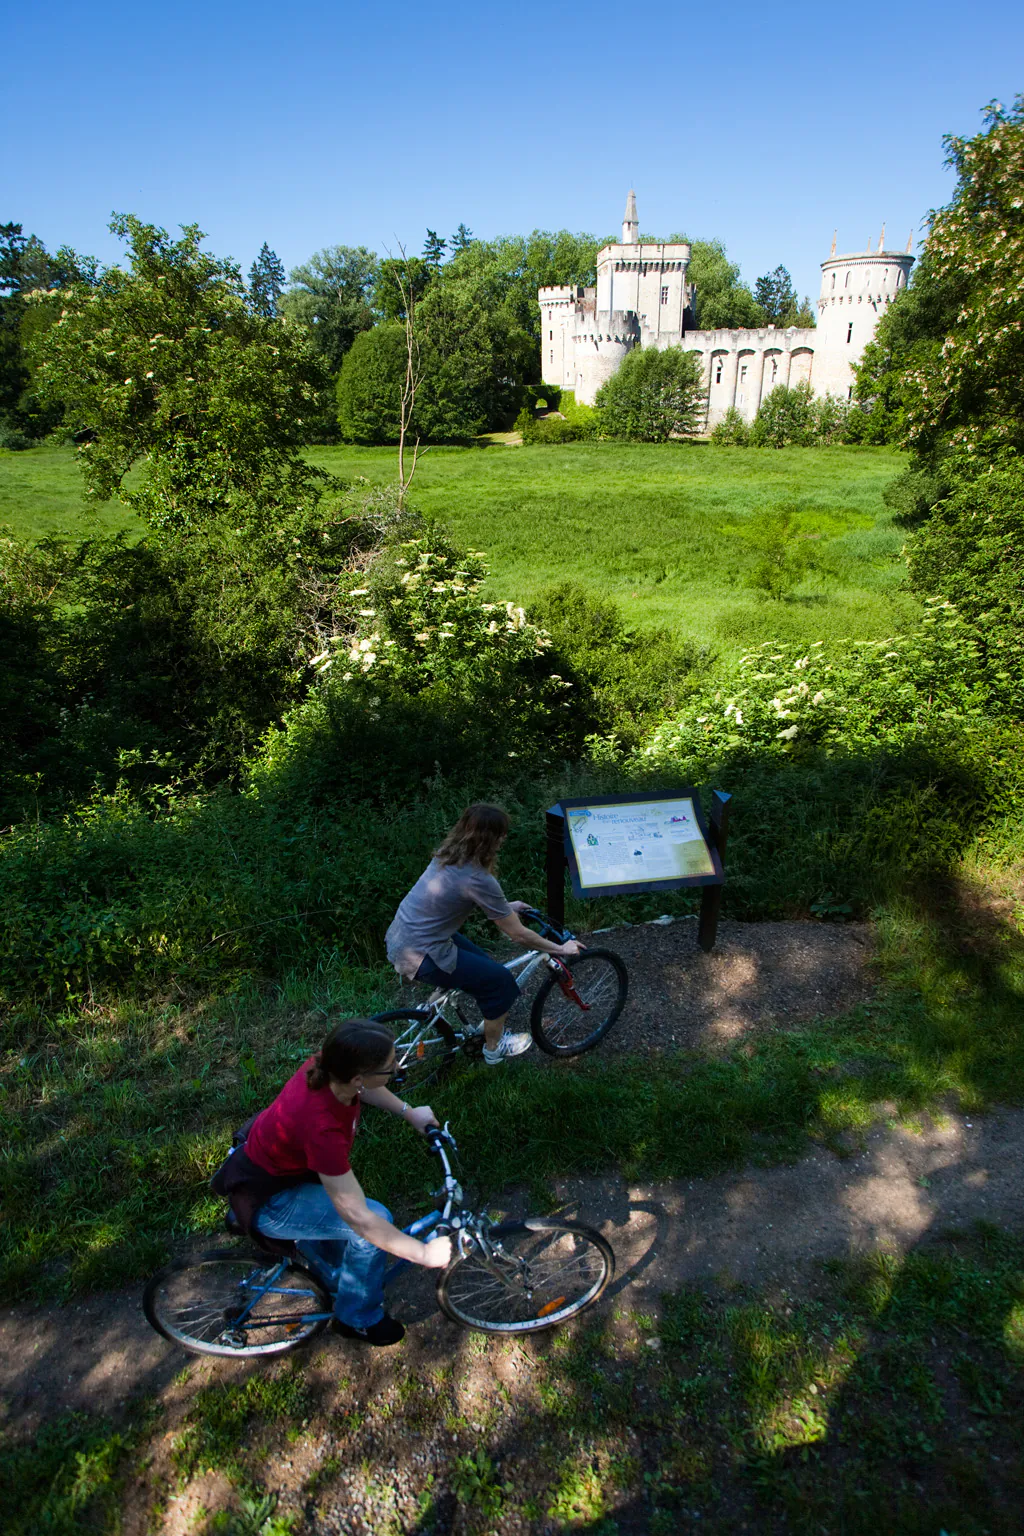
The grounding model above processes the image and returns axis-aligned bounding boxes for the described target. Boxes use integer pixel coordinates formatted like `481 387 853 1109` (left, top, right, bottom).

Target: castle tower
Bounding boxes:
621 190 638 246
815 239 914 398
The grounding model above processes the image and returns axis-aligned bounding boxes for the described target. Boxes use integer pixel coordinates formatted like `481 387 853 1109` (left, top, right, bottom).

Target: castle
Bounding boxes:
538 192 915 427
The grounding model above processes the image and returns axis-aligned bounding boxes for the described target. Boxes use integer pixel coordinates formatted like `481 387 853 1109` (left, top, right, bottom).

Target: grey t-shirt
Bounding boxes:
386 859 512 977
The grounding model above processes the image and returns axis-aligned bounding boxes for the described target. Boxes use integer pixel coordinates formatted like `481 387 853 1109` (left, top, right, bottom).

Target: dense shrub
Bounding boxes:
905 464 1024 715
636 600 993 767
528 582 710 746
710 407 749 446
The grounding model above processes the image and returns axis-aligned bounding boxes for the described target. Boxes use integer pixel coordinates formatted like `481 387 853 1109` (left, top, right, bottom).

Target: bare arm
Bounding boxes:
358 1084 438 1136
319 1169 450 1268
493 912 581 957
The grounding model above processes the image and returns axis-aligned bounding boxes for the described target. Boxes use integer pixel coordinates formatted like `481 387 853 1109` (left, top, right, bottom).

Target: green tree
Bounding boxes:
279 245 377 372
30 214 332 530
595 346 704 441
373 256 431 321
335 323 406 443
675 237 766 329
423 229 447 270
899 96 1024 472
450 223 474 254
1 225 95 442
749 381 818 447
904 464 1023 714
755 264 799 324
247 242 285 318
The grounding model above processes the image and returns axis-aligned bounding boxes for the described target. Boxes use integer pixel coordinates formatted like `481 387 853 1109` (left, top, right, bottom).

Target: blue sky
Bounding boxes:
4 0 1022 301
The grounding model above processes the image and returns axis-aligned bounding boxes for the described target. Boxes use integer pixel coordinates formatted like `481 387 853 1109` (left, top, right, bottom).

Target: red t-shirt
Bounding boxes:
245 1058 361 1179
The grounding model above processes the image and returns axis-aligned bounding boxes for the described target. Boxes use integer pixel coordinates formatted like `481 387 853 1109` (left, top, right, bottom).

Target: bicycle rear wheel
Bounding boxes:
143 1252 330 1357
374 1008 459 1095
437 1218 613 1334
529 949 628 1056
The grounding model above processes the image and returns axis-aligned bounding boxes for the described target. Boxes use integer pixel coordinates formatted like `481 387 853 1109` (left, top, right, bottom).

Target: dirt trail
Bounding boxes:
3 1104 1023 1440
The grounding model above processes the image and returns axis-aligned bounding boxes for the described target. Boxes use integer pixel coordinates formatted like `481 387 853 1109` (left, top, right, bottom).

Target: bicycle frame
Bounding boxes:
218 1126 471 1333
412 908 578 1034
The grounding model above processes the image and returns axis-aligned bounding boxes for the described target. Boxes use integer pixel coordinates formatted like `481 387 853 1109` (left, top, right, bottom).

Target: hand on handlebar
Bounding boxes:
509 900 534 914
555 939 584 958
421 1234 452 1269
405 1104 439 1136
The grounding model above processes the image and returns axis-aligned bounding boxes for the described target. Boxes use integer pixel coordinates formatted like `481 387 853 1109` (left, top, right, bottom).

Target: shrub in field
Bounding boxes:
710 407 750 446
257 525 577 804
528 581 710 746
743 506 816 601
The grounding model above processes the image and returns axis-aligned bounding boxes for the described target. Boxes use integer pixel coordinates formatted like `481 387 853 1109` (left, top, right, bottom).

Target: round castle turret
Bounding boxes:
814 229 914 398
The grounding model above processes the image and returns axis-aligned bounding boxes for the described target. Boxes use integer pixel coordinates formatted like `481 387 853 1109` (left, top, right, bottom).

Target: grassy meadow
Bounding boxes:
0 439 916 654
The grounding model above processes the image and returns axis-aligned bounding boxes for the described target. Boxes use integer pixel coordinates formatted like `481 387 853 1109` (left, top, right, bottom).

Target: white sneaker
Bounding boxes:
483 1032 533 1064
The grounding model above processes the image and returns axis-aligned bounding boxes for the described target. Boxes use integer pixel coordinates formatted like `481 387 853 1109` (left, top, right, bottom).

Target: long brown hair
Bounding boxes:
306 1019 395 1090
434 803 510 871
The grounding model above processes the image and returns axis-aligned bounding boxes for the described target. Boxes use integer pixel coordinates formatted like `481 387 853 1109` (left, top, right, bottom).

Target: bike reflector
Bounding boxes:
538 1296 567 1317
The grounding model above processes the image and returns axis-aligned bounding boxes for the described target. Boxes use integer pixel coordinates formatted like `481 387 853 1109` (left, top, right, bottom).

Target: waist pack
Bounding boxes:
209 1113 318 1240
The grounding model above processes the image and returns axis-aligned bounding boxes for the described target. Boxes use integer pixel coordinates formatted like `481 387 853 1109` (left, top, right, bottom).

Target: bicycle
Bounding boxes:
375 908 628 1095
143 1124 614 1357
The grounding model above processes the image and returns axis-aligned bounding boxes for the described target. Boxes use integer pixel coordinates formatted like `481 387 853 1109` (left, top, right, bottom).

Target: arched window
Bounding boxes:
846 322 853 343
831 272 836 290
715 359 723 384
845 272 850 288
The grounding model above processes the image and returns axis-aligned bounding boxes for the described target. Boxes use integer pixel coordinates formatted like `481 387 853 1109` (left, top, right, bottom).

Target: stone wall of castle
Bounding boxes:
539 196 914 426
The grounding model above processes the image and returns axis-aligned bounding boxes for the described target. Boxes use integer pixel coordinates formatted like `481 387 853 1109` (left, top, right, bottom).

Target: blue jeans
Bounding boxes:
254 1182 392 1330
415 931 519 1019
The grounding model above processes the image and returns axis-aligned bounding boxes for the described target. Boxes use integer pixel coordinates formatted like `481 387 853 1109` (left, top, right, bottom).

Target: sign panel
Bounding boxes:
558 790 723 900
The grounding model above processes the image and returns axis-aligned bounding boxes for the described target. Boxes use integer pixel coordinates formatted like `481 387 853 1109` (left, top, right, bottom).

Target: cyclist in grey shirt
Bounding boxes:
386 803 581 1063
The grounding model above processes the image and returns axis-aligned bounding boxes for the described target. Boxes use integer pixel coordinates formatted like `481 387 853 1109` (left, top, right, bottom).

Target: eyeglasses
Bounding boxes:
364 1061 398 1080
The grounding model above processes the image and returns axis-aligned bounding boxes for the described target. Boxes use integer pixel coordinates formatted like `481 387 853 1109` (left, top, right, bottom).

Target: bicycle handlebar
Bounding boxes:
519 907 571 943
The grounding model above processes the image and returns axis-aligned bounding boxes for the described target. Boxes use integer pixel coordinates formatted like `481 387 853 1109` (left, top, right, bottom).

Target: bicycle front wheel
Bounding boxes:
374 1008 458 1095
143 1252 330 1358
529 949 628 1056
437 1218 614 1334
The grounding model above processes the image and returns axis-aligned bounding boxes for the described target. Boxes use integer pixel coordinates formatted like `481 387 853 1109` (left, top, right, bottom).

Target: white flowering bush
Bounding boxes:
255 527 575 802
638 600 990 772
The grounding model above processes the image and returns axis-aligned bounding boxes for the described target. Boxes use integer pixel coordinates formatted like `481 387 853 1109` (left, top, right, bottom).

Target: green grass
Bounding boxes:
0 440 916 653
0 443 144 541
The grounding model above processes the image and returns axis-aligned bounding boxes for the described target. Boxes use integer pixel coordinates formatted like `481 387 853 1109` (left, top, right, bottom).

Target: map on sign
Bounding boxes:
565 797 715 891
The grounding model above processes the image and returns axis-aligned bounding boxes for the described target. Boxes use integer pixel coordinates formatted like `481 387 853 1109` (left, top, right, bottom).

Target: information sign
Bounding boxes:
558 790 723 901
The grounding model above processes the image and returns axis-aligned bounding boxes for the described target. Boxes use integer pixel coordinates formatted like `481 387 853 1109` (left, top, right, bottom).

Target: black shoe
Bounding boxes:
331 1314 405 1346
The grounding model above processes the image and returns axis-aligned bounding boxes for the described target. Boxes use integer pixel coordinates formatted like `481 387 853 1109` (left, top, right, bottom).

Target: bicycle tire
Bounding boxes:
143 1251 331 1358
529 948 628 1056
374 1008 459 1095
436 1217 614 1334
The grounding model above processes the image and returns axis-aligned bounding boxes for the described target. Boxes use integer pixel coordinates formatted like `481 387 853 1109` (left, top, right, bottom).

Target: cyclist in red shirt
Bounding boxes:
222 1018 451 1346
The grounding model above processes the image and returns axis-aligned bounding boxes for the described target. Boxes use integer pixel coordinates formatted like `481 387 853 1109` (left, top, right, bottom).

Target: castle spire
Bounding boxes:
622 190 639 246
906 231 913 254
878 222 886 251
830 230 837 256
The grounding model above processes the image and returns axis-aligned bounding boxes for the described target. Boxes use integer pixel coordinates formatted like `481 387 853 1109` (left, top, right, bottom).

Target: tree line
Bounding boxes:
1 214 811 449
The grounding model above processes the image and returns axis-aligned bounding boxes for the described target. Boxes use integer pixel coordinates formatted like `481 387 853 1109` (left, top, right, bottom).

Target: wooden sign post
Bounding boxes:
545 789 731 951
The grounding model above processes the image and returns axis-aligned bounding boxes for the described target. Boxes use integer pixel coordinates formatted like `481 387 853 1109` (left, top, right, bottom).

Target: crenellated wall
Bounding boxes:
537 199 915 421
